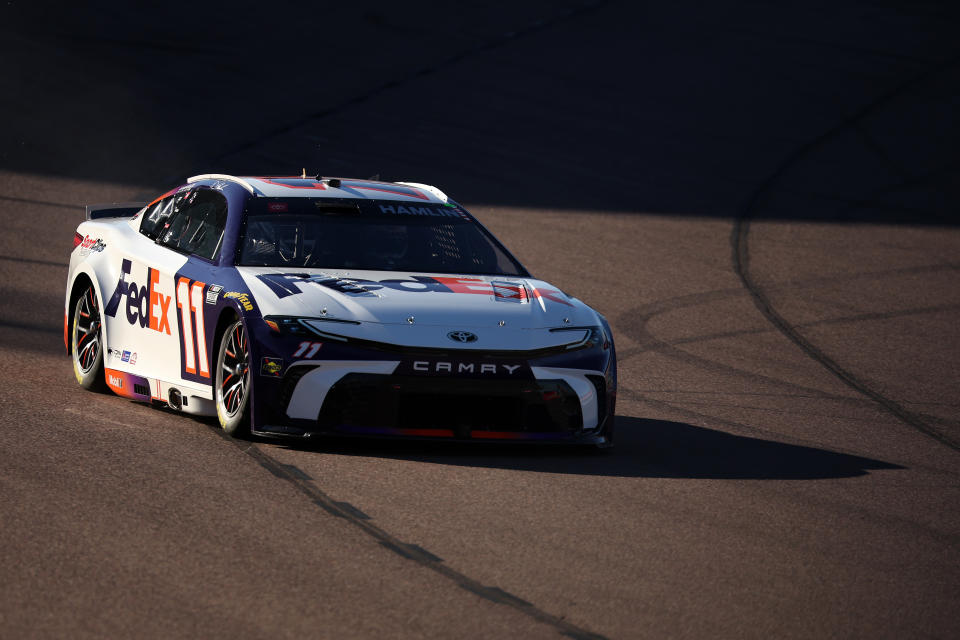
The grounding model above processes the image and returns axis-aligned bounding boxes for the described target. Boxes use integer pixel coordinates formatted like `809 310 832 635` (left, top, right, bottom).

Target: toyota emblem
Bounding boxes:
447 331 478 343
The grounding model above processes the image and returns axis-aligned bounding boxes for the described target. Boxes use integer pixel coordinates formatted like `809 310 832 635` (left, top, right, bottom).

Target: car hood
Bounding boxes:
237 267 601 350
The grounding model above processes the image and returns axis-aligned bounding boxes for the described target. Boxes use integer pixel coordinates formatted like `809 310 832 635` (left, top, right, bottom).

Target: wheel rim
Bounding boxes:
219 323 249 416
74 288 101 373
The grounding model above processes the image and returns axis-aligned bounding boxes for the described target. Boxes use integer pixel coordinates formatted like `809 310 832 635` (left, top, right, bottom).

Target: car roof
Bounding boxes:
186 174 450 204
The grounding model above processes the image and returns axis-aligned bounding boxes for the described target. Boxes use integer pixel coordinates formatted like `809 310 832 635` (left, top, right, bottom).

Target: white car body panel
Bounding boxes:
237 267 600 350
103 231 192 389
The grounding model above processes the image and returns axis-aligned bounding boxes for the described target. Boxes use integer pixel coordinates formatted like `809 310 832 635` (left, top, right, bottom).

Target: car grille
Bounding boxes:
315 373 583 435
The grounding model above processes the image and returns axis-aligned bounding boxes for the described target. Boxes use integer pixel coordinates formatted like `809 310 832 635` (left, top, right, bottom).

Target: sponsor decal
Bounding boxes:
267 202 289 213
223 291 254 311
492 281 529 303
261 357 283 377
206 284 223 305
104 259 173 334
108 348 137 366
292 341 322 358
78 235 106 256
377 204 463 218
256 273 572 306
175 276 210 379
104 368 151 399
399 360 530 378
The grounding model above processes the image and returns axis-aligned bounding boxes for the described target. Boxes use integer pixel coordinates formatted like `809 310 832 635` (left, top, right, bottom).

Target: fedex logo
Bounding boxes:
105 259 172 334
257 273 571 306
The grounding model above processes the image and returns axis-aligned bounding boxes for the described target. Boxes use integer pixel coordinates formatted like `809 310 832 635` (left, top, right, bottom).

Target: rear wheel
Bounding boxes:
72 285 106 391
215 319 250 436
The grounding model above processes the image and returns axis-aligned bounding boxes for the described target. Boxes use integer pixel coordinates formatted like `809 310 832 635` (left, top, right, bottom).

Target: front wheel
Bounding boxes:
72 285 106 391
215 319 251 436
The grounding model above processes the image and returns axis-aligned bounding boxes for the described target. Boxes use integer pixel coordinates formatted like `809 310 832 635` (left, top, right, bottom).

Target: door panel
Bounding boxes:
101 231 189 389
101 187 230 399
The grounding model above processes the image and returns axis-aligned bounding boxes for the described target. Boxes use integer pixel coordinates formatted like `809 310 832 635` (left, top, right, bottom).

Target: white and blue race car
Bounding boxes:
65 174 617 445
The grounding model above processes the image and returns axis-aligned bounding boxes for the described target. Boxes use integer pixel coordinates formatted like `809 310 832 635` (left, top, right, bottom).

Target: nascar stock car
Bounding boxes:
65 174 617 445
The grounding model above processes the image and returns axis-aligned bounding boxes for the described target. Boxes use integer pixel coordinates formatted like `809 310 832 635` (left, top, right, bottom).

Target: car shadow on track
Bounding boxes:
265 416 903 480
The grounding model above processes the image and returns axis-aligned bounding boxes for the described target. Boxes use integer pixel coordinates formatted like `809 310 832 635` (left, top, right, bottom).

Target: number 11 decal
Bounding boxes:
293 341 322 358
176 277 209 378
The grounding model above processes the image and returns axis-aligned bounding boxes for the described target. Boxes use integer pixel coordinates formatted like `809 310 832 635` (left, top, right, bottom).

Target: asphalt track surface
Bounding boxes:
1 1 959 638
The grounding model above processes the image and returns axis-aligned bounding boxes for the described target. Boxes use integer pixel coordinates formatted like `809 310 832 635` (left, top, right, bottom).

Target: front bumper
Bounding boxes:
251 360 613 445
246 317 617 445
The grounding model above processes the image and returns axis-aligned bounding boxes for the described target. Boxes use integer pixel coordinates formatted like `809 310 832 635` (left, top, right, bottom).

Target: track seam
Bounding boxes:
731 57 960 452
218 432 607 640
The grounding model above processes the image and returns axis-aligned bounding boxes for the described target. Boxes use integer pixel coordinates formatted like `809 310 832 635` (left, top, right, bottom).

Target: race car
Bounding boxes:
65 174 617 445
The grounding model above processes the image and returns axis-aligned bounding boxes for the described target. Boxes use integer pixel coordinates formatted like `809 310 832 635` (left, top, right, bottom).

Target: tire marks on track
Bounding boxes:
218 432 608 640
615 278 959 443
731 58 960 452
621 300 960 355
617 291 881 413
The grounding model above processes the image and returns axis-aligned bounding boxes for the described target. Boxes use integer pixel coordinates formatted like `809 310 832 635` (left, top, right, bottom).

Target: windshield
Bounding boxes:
237 199 527 276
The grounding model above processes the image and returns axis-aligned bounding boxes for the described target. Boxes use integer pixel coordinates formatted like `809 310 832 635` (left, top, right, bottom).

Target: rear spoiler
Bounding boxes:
86 202 147 220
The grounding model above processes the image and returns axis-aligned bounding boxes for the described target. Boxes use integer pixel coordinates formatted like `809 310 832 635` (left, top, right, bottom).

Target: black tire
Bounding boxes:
215 319 251 436
71 285 106 391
